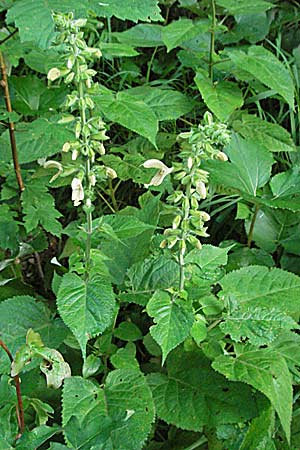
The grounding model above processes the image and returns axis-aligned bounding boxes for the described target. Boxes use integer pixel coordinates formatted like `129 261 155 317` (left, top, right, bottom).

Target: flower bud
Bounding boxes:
199 211 210 222
196 180 207 199
106 167 117 179
62 142 71 152
187 157 193 170
47 67 61 81
72 149 79 161
216 151 228 162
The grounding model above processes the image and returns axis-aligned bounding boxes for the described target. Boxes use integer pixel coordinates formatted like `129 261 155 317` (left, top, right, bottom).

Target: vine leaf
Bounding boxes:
56 272 115 359
213 350 292 443
62 373 154 449
146 290 195 363
147 347 260 431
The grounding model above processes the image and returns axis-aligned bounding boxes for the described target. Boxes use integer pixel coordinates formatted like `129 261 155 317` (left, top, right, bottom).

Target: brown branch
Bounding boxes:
0 51 24 192
0 339 25 437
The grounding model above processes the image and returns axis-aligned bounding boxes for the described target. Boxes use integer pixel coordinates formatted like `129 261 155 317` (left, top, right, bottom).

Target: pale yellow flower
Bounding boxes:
143 159 173 188
71 177 84 206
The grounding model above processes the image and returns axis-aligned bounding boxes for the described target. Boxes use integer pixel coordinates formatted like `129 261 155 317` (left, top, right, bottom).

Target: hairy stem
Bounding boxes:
0 339 25 437
247 204 259 248
0 51 24 192
208 0 216 79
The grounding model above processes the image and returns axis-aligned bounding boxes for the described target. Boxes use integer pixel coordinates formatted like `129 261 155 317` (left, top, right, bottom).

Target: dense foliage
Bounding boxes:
1 0 300 448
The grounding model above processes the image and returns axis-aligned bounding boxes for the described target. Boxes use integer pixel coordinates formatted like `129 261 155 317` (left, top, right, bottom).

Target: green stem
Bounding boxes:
179 180 192 292
76 56 93 275
183 436 207 450
208 0 216 79
247 204 259 248
108 178 118 211
146 46 158 83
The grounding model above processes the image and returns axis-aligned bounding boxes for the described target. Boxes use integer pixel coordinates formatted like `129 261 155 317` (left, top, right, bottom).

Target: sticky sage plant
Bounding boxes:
161 112 231 291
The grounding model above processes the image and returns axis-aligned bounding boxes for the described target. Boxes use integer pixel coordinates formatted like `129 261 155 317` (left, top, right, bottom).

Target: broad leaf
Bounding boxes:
269 333 300 382
124 86 195 120
114 24 163 47
221 307 299 346
57 272 115 359
206 134 273 196
63 373 154 449
213 350 292 442
0 117 74 163
216 0 274 14
94 0 163 22
195 69 243 121
232 114 295 152
162 18 210 52
0 204 19 251
94 90 158 146
270 168 300 199
148 348 259 431
185 245 231 270
15 425 61 450
100 42 139 58
230 46 294 108
239 406 276 450
219 265 300 316
0 296 66 357
21 178 62 236
146 290 195 363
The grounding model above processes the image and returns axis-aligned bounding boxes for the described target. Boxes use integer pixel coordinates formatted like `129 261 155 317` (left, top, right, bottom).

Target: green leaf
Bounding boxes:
162 18 210 52
221 307 299 346
21 178 62 236
124 86 195 120
206 134 274 196
110 342 140 370
269 333 300 382
270 167 300 198
100 42 139 58
15 425 61 450
0 205 19 251
146 291 194 363
82 354 102 378
63 373 155 449
230 46 294 108
185 244 231 270
94 90 158 145
232 114 295 152
114 24 163 47
216 0 274 14
0 296 66 358
57 272 115 359
219 265 300 316
97 214 155 240
213 349 292 442
114 322 143 341
148 347 259 431
195 69 243 121
94 0 163 22
0 117 74 163
239 406 276 450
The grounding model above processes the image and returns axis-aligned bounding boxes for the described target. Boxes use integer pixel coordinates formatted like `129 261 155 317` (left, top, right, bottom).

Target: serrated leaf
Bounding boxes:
0 205 19 250
0 117 74 163
94 90 158 145
146 291 194 363
100 42 139 58
82 354 102 378
94 0 163 22
195 69 243 121
63 373 154 449
21 178 62 236
230 46 294 108
212 350 292 442
206 134 274 196
216 0 274 14
220 265 300 316
185 244 231 270
0 296 66 357
221 307 299 346
270 167 300 199
148 347 259 431
98 214 155 240
110 342 139 370
162 18 210 52
57 272 115 359
232 114 295 152
14 425 61 450
114 322 142 341
114 24 163 47
269 333 300 382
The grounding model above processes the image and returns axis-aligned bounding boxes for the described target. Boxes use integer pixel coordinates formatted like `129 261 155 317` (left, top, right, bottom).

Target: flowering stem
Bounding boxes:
209 0 216 79
179 179 192 292
75 56 93 275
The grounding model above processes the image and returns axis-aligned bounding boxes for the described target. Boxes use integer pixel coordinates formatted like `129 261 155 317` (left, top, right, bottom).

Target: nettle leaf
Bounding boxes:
213 349 292 442
185 244 230 270
0 296 66 358
162 18 210 52
269 333 300 382
63 373 154 449
232 114 296 153
219 265 300 316
195 69 243 121
239 406 276 450
94 90 158 146
114 24 163 47
124 86 195 121
57 272 115 359
148 347 259 431
94 0 163 22
0 117 74 164
21 178 62 236
216 0 274 14
206 134 273 196
230 46 294 108
146 290 194 363
221 307 299 346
